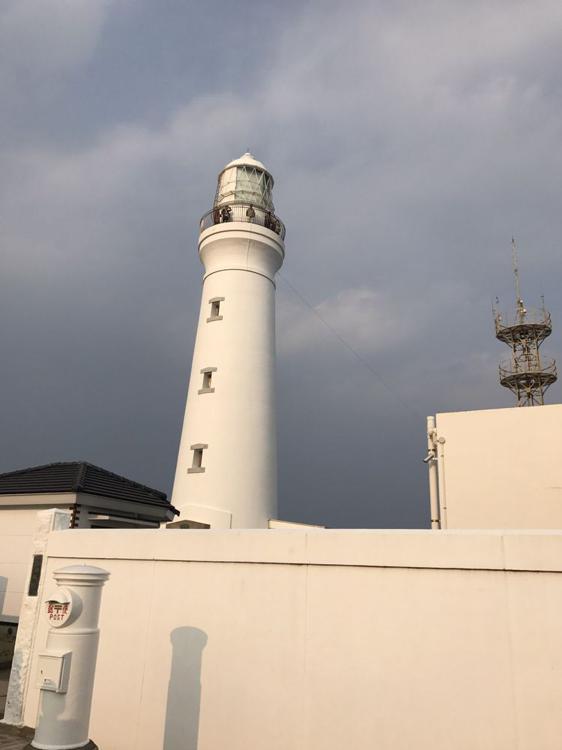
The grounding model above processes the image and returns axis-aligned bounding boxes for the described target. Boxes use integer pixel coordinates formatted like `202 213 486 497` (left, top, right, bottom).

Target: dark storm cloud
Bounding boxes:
1 0 562 527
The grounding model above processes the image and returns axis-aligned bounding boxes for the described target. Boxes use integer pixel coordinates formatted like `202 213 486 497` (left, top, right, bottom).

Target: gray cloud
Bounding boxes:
1 0 561 527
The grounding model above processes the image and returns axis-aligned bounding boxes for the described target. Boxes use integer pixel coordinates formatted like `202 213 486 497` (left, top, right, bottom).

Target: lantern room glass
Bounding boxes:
214 166 274 212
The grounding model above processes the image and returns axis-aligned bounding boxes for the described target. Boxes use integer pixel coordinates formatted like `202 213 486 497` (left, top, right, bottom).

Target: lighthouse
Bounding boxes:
171 153 285 528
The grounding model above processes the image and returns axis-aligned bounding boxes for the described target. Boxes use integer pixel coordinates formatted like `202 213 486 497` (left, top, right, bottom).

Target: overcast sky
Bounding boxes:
2 0 562 528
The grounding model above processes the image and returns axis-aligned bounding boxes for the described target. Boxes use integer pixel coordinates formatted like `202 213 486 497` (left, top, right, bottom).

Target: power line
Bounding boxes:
278 272 424 422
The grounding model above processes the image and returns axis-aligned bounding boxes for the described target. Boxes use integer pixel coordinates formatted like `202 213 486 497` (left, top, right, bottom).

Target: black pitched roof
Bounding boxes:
0 461 178 515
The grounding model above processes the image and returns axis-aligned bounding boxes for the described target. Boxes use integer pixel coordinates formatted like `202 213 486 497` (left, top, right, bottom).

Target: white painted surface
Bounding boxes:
425 415 440 528
434 404 562 528
223 152 267 171
171 155 284 528
3 509 72 727
31 565 109 750
19 528 562 750
0 491 169 621
268 519 325 529
0 504 72 621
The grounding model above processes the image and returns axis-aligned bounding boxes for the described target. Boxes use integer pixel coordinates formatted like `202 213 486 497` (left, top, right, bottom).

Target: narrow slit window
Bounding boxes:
207 297 224 322
188 443 207 473
198 367 217 394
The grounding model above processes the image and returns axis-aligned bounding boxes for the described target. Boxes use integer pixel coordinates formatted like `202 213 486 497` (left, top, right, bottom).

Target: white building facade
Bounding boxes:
171 154 285 528
426 403 562 529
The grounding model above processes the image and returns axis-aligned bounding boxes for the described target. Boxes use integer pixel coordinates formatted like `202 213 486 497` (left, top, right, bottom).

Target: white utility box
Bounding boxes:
36 650 71 693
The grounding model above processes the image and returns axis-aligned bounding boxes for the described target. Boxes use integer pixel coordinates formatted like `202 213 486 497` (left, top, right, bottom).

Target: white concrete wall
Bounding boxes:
20 528 562 750
3 509 72 724
435 404 562 528
0 500 73 621
0 508 37 621
171 221 284 529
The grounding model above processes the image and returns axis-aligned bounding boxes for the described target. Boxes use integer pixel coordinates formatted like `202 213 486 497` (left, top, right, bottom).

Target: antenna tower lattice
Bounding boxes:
493 239 557 406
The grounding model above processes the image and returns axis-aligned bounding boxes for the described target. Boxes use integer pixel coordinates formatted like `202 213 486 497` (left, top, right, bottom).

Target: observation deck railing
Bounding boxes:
200 202 286 240
499 357 557 382
494 307 552 332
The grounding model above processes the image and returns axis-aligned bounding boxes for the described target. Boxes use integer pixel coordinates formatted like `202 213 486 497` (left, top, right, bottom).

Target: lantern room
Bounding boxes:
213 152 275 211
200 151 285 239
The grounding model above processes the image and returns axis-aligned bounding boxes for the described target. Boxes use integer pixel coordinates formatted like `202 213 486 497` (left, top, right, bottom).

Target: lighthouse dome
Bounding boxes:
214 151 274 211
223 151 267 170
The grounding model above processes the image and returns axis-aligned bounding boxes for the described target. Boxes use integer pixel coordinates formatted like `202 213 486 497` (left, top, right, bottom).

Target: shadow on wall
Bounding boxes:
164 627 208 750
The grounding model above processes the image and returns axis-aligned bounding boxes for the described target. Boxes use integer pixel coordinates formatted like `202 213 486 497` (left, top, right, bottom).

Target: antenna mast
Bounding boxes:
494 239 557 406
511 237 525 322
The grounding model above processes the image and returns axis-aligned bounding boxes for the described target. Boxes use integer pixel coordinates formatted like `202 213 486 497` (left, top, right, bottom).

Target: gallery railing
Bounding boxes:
200 203 286 240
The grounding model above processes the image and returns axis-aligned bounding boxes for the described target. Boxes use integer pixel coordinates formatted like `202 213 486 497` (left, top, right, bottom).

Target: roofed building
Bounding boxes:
0 461 177 529
0 462 177 624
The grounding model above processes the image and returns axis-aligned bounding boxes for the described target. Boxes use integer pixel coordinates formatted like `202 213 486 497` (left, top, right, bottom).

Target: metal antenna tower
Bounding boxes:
493 239 557 406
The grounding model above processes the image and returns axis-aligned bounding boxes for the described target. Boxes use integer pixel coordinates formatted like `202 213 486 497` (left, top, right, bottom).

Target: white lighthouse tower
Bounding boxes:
171 153 285 528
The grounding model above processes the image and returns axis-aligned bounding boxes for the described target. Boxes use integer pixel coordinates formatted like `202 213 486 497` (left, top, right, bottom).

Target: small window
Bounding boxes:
28 555 43 596
198 367 216 394
207 297 225 322
188 443 207 473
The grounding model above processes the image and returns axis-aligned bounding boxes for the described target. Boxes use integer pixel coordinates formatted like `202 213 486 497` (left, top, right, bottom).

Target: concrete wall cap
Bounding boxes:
43 528 562 573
